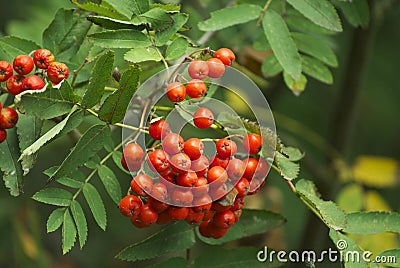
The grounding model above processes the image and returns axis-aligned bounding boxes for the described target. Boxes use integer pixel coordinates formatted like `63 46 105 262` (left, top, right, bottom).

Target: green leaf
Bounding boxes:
197 209 285 245
292 32 338 67
332 0 369 28
336 183 364 213
70 0 127 20
112 151 130 174
57 176 84 189
344 212 400 234
70 200 88 249
88 29 151 48
97 165 122 205
286 0 342 32
43 8 92 61
19 106 79 161
198 4 262 31
147 257 186 268
0 128 24 196
48 124 111 181
285 8 336 35
193 247 281 268
150 3 180 13
98 66 141 124
275 151 300 180
329 230 370 268
302 55 333 84
83 183 107 230
124 47 162 63
0 36 40 62
116 221 195 261
103 0 136 18
261 54 283 77
47 208 65 233
32 188 73 206
62 209 77 254
283 71 307 96
16 114 43 176
131 0 150 15
87 15 144 30
378 249 400 267
281 146 305 161
155 13 188 46
296 179 347 231
262 10 302 80
81 51 115 108
131 7 173 30
16 81 80 119
165 38 188 60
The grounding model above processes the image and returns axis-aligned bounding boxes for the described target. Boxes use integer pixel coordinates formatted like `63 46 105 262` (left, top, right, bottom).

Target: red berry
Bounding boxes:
47 62 69 84
188 60 209 80
214 48 235 66
243 133 262 155
231 196 245 211
149 119 170 140
185 208 204 225
131 218 150 228
199 221 213 238
0 129 6 143
148 149 170 173
0 107 18 129
176 171 198 187
209 155 230 169
193 194 212 213
209 183 229 200
235 177 250 197
162 133 184 155
131 174 153 196
206 58 225 78
207 166 228 184
193 107 214 129
216 138 237 159
171 188 194 206
119 195 142 217
193 176 209 197
0 61 13 82
139 204 158 224
191 155 209 177
186 79 207 98
169 153 191 173
212 210 235 229
13 55 34 75
166 82 186 102
168 206 189 220
157 210 172 224
203 209 215 221
209 225 228 238
21 75 45 91
243 157 258 180
6 75 25 95
184 138 204 160
148 196 169 213
150 182 169 202
33 49 55 69
226 158 246 181
211 201 231 212
122 143 145 172
254 157 269 180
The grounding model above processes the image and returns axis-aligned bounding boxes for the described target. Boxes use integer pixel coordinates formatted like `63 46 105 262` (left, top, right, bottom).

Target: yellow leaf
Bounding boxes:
352 156 398 188
336 183 364 213
364 190 391 212
349 233 398 256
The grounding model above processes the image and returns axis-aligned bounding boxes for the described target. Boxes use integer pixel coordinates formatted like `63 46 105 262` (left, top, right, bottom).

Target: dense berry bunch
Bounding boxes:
0 102 19 144
118 47 270 238
0 48 69 96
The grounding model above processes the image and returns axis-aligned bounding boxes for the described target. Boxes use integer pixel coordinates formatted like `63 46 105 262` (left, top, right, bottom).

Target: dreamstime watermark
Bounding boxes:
257 240 397 266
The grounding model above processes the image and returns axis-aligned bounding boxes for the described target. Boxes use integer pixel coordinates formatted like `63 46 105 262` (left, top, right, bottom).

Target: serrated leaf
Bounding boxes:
378 249 400 267
296 179 347 231
285 8 336 35
87 15 144 30
116 221 195 261
16 114 43 176
98 165 122 205
281 146 305 161
131 7 173 30
283 71 307 96
286 0 342 32
148 257 186 268
32 188 73 206
16 81 80 120
302 55 333 84
19 106 79 161
70 0 127 20
81 51 115 108
344 212 400 234
83 183 107 230
332 0 369 28
57 176 84 189
70 201 88 249
261 54 283 77
336 183 364 213
165 38 188 60
275 151 300 180
88 29 151 48
292 32 338 67
103 0 136 18
198 4 262 31
46 208 65 233
262 10 302 80
155 13 188 46
43 8 92 61
131 0 150 15
62 209 77 254
0 128 24 196
48 124 111 181
124 47 162 63
112 151 130 174
193 247 281 268
150 3 180 13
84 154 101 169
98 66 141 124
0 36 40 62
197 209 285 245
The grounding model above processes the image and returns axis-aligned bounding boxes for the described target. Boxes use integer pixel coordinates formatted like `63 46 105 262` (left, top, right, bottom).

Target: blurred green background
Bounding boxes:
0 0 399 267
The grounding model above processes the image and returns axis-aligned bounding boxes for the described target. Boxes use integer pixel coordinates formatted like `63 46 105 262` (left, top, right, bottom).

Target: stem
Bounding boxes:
71 58 88 87
256 0 273 26
186 248 191 265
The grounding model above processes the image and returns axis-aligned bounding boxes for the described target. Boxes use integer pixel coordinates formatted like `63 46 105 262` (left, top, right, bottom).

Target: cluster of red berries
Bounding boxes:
0 49 69 95
0 102 19 143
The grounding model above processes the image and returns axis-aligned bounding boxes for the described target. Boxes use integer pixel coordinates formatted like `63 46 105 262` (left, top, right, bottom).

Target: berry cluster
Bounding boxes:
0 102 18 143
118 48 269 238
0 48 69 95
